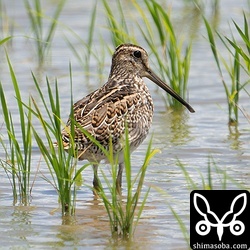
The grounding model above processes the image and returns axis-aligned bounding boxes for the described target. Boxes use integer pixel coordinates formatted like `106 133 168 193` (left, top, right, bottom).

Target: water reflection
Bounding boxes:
157 110 193 146
55 198 110 247
227 125 242 150
12 206 32 224
11 206 36 241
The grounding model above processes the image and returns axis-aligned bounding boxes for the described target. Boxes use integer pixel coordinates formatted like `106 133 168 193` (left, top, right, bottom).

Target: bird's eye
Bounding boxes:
133 50 141 58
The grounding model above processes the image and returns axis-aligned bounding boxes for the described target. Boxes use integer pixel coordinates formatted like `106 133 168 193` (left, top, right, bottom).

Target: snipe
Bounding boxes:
61 44 194 193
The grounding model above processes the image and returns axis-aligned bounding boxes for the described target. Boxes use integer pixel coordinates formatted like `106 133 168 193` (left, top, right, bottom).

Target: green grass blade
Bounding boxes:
170 206 189 246
203 17 222 74
232 20 250 53
0 36 12 45
45 0 66 45
177 159 197 190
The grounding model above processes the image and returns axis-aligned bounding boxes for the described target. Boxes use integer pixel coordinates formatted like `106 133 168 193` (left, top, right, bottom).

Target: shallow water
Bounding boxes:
1 0 250 249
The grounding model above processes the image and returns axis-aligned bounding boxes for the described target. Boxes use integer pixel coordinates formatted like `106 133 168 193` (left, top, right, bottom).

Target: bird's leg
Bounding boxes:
116 162 124 194
93 164 101 195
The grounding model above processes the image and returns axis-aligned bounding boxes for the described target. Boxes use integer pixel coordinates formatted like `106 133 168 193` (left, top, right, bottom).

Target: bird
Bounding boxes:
61 43 195 193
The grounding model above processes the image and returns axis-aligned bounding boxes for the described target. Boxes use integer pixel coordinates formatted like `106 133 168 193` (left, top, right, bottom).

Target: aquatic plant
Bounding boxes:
204 14 250 125
102 0 137 48
0 1 14 46
0 51 89 214
176 156 233 190
226 13 250 72
97 131 159 238
65 115 159 236
0 54 33 205
100 0 192 111
30 69 90 215
29 67 158 226
24 0 66 65
134 0 192 111
0 36 12 46
65 2 106 85
156 155 246 248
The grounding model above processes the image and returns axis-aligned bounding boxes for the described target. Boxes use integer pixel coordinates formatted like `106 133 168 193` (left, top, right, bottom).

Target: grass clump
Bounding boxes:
102 0 137 48
0 53 89 214
225 13 250 73
204 14 250 125
97 131 159 238
30 70 90 216
24 0 66 65
156 156 246 248
65 2 106 85
134 0 192 111
69 119 159 237
0 54 33 205
101 0 192 111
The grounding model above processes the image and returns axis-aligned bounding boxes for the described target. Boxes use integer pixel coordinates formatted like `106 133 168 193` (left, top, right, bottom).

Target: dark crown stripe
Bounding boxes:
114 44 146 58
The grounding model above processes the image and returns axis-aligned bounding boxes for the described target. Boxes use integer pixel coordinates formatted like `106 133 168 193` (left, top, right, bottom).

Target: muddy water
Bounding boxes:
0 0 250 249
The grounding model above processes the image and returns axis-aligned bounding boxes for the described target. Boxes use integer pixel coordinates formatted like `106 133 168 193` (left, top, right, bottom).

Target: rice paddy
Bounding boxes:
0 0 250 249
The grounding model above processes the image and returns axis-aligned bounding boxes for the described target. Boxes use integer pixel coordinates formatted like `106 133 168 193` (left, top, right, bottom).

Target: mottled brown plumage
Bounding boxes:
61 44 194 192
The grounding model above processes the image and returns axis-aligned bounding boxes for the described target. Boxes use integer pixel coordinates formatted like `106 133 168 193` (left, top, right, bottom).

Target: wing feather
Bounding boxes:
62 80 137 143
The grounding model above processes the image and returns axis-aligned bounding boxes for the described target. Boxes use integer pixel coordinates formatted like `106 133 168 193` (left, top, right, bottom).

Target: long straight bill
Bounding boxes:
146 69 195 113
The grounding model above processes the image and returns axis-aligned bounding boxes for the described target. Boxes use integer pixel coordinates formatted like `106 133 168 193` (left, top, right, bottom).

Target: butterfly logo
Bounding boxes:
193 193 247 241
